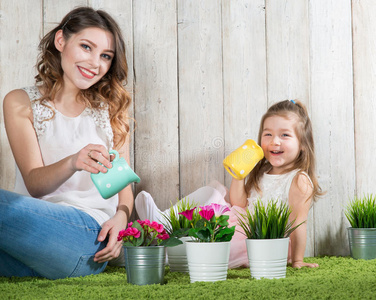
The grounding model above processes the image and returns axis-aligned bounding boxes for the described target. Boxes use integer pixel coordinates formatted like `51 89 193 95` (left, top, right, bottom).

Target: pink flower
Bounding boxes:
117 229 127 241
210 203 230 217
118 219 177 247
125 227 141 238
199 206 215 220
157 233 170 240
117 227 141 241
179 207 197 220
150 221 164 233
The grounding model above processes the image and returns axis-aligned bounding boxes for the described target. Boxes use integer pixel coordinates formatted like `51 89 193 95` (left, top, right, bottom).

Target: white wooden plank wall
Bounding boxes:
310 0 355 256
0 0 42 190
0 0 374 257
178 0 224 198
133 1 180 206
353 0 376 196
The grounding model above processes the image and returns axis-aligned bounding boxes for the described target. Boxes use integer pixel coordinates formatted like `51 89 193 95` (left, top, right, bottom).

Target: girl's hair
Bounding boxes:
35 6 131 149
245 100 323 202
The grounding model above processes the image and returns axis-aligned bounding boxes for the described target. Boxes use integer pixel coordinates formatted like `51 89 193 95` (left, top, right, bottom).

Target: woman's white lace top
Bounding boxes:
13 86 118 226
247 169 313 209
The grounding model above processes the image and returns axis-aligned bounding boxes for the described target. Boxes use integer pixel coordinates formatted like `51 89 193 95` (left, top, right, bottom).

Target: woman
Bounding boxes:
0 7 133 279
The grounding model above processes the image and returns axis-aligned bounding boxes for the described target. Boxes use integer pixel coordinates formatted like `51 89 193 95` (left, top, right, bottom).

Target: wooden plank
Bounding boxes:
0 1 43 190
266 0 313 256
43 0 86 35
133 0 179 210
222 0 268 188
88 1 135 165
177 0 224 197
310 0 355 256
353 0 376 195
89 0 136 217
266 0 310 103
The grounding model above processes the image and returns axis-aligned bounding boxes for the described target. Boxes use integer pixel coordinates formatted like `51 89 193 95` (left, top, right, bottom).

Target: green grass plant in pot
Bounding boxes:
179 203 236 282
237 199 304 279
345 194 376 260
117 219 182 285
161 197 200 272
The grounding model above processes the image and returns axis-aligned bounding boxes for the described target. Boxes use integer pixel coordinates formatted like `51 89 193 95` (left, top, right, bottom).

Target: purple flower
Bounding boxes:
210 203 230 217
179 207 197 220
199 206 215 220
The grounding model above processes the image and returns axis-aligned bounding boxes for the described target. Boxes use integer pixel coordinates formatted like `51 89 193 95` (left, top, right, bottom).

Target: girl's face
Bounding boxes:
261 115 301 175
55 27 115 91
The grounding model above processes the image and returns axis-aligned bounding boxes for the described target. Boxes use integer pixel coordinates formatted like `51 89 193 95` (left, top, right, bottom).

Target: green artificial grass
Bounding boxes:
1 256 375 299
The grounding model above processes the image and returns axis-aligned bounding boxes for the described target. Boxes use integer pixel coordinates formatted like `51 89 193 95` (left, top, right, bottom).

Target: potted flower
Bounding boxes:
345 194 376 260
117 219 182 285
161 197 200 272
179 203 236 282
237 199 304 279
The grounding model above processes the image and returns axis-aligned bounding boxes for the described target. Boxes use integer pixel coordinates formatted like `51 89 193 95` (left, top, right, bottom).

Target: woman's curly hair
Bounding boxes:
35 6 131 149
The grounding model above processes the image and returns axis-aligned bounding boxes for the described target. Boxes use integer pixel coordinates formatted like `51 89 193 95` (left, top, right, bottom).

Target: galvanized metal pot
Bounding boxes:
123 246 166 285
348 227 376 260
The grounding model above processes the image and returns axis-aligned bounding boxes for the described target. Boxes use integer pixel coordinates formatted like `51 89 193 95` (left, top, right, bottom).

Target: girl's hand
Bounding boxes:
71 144 112 174
291 261 319 268
229 178 248 208
94 210 127 263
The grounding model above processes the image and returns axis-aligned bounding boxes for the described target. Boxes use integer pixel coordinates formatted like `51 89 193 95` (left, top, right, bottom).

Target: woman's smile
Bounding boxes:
78 66 97 79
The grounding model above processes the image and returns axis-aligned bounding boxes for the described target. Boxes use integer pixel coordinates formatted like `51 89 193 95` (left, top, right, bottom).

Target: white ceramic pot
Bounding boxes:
186 241 231 283
166 236 193 272
246 237 289 279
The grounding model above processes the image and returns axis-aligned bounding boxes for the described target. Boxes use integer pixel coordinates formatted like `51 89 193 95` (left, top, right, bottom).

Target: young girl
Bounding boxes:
0 7 133 278
136 99 322 269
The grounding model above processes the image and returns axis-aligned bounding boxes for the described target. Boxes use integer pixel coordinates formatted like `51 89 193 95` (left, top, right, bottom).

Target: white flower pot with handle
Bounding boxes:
186 241 230 283
246 238 289 279
166 236 193 272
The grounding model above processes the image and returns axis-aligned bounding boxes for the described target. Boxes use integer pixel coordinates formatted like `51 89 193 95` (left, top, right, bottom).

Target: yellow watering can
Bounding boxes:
223 139 264 180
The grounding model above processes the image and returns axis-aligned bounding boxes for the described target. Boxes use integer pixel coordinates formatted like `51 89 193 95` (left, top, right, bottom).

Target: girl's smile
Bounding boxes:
261 115 301 174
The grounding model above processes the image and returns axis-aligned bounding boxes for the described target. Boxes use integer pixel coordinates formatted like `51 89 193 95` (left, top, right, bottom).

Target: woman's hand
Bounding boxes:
94 141 134 264
94 210 128 263
70 144 112 174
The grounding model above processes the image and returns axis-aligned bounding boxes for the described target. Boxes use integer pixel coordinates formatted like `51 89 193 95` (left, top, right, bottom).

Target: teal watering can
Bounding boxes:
91 150 140 199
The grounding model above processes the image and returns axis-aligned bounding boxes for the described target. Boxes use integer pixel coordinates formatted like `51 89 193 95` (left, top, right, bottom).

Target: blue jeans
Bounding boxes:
0 189 107 279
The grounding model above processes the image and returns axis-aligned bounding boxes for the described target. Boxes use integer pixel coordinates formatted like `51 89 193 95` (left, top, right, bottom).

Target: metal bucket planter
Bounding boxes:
123 246 165 285
166 236 193 272
348 228 376 260
246 238 289 279
186 241 231 283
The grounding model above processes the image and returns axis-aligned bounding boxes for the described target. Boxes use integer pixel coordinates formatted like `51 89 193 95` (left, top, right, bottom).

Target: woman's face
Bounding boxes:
55 27 115 90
